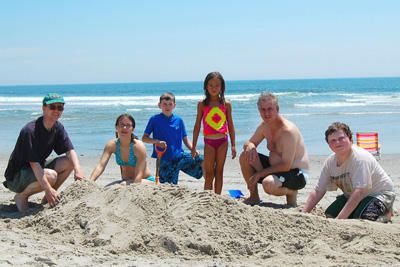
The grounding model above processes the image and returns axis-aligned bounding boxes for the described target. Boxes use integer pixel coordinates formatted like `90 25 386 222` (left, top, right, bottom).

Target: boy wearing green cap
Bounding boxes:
3 93 87 212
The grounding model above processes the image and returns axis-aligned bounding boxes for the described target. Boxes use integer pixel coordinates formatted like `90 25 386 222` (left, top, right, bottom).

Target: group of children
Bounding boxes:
90 72 235 194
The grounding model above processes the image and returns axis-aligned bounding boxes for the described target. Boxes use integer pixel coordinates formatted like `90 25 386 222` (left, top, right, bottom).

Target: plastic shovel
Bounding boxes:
155 143 167 185
228 190 244 198
228 190 263 202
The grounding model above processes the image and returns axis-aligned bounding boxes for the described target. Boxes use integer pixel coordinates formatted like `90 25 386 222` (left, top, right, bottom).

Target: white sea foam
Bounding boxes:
126 108 159 112
1 92 398 107
294 102 367 108
284 111 400 117
1 78 400 155
226 94 259 101
294 94 400 107
175 95 203 101
0 97 42 103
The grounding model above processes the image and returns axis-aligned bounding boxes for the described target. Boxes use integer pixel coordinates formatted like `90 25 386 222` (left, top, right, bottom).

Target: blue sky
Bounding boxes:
1 1 399 85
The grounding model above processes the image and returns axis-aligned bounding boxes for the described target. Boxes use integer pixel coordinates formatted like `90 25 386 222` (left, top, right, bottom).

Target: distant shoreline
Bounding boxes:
2 76 400 88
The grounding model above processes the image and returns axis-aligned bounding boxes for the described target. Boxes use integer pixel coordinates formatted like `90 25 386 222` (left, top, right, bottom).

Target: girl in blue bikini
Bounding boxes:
90 114 156 185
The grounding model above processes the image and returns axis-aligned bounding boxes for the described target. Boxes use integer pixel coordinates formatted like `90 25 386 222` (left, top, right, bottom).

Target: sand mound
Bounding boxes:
6 180 399 265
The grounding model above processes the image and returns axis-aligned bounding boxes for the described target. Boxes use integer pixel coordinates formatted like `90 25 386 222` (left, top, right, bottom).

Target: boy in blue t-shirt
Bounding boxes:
142 92 204 184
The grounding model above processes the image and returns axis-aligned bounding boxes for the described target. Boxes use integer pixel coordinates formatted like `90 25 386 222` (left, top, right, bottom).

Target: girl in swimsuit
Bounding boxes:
191 72 236 194
90 114 155 185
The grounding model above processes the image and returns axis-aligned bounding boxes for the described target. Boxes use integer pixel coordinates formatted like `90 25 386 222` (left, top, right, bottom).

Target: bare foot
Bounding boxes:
376 212 392 223
243 197 261 206
14 194 29 212
286 190 298 207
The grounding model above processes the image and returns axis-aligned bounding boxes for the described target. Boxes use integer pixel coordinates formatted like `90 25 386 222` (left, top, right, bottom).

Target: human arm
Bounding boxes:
336 187 367 219
242 123 265 164
133 140 148 183
89 140 114 181
242 126 267 189
30 162 59 208
183 136 200 157
302 189 326 213
142 133 167 148
249 129 297 185
65 149 87 180
191 101 203 159
225 101 236 159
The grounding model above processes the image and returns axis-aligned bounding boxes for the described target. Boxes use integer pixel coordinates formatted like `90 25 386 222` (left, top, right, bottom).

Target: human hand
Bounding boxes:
158 141 167 148
231 146 237 159
45 188 60 208
245 146 258 163
191 147 197 160
74 171 87 181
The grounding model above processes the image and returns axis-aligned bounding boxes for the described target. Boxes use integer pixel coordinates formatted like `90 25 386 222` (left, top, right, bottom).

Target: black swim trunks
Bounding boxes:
257 153 307 190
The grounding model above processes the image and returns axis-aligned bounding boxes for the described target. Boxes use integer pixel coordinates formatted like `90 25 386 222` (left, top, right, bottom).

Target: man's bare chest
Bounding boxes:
266 136 283 153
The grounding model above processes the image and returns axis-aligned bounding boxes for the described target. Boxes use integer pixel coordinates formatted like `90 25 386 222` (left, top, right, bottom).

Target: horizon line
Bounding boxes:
1 75 399 88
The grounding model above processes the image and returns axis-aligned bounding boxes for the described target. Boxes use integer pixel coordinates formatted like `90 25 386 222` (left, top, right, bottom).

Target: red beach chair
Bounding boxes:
356 132 381 160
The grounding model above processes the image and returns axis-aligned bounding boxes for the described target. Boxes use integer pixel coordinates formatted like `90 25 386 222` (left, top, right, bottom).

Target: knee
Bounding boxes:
215 169 224 178
59 158 73 174
204 170 214 179
239 151 247 166
46 169 58 185
66 160 73 172
262 177 275 193
239 151 258 169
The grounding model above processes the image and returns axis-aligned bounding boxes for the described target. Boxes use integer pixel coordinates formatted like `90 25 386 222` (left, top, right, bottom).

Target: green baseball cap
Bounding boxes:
42 93 65 105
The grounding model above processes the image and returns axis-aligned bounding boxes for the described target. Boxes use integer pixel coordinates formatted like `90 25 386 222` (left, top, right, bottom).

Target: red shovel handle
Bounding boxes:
155 143 167 157
155 144 167 185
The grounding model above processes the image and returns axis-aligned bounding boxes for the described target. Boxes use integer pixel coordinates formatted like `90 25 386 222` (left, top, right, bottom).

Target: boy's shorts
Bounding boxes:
257 153 307 190
325 194 388 220
6 159 58 193
159 152 203 184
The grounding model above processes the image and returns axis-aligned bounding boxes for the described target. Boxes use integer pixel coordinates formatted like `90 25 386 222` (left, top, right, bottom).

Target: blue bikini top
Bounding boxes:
115 138 136 167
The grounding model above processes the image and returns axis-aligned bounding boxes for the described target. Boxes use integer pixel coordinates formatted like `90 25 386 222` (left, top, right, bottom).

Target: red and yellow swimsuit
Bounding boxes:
203 104 228 135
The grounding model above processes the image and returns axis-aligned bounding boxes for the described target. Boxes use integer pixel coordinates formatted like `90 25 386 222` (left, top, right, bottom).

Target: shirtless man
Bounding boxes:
239 92 309 206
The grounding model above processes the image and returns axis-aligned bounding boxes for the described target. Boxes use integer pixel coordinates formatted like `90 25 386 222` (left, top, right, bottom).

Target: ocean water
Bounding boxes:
0 77 399 157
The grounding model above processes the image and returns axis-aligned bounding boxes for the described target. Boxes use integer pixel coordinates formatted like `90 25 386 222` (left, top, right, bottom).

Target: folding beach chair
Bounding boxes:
356 132 381 160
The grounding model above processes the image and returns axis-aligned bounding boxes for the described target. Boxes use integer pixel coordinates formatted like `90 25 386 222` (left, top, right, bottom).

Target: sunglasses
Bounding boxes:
49 104 64 111
117 124 133 129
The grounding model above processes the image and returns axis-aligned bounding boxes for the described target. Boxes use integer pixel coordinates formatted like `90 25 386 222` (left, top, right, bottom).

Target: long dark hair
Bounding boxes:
203 71 226 106
115 113 139 142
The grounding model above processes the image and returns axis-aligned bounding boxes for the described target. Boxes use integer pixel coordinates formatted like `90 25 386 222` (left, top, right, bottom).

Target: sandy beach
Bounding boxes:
1 154 399 266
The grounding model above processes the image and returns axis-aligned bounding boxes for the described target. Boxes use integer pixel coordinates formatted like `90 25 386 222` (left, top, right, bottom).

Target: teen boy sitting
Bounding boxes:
142 92 204 184
302 122 395 222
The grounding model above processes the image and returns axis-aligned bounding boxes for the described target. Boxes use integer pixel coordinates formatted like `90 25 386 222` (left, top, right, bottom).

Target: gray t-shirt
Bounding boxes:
315 144 394 198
